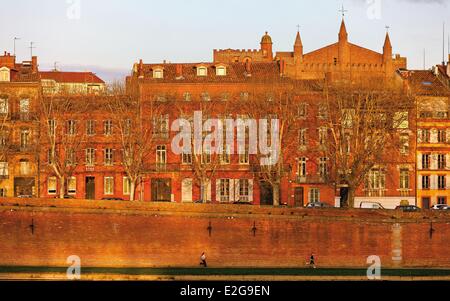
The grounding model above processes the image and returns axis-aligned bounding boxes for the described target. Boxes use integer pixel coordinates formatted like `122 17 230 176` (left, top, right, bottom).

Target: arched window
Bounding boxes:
197 67 207 77
216 66 226 76
0 67 10 82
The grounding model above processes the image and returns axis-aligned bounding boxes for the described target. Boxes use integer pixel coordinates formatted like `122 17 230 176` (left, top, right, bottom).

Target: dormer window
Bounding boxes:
0 67 10 82
153 68 164 79
216 66 227 76
197 66 208 77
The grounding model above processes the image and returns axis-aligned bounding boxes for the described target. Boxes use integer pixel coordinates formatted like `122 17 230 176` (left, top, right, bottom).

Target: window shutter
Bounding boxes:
431 175 437 190
446 129 450 143
430 129 438 143
235 179 240 201
417 175 422 190
446 175 450 190
215 179 221 202
431 154 438 170
248 179 254 202
447 154 450 170
417 129 423 144
417 153 422 170
229 179 235 202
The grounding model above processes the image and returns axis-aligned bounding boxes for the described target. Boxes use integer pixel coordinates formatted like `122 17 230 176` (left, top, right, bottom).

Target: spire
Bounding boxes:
295 31 302 47
383 32 392 50
339 19 348 42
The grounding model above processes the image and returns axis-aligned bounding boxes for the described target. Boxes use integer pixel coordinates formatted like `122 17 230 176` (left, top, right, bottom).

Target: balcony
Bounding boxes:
11 112 36 122
147 163 181 172
11 144 36 153
295 175 327 184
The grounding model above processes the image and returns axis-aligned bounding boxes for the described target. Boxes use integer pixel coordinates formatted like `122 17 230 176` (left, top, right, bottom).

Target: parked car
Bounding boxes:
431 204 449 210
306 202 332 208
359 201 385 209
395 205 421 212
17 195 33 198
101 197 124 201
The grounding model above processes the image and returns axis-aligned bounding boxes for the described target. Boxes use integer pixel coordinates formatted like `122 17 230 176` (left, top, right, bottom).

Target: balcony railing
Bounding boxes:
295 175 327 184
11 112 36 122
147 163 181 172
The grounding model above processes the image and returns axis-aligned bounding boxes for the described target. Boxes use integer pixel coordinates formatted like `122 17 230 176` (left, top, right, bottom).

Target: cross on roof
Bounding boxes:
385 25 390 33
339 4 348 18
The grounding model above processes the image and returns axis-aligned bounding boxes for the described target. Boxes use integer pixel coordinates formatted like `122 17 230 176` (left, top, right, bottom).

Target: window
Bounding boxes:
0 189 7 197
104 148 113 166
86 120 95 136
318 104 328 119
197 67 207 77
103 120 113 136
299 129 308 146
318 128 327 146
67 120 76 136
422 175 430 190
221 92 229 101
123 119 131 136
156 145 166 165
0 98 8 114
438 154 446 170
201 92 211 101
0 67 10 82
438 129 446 143
66 148 75 166
123 177 131 195
438 175 446 190
48 120 56 136
153 114 169 138
309 188 320 203
153 69 163 79
221 145 231 164
104 177 114 195
366 168 386 196
319 157 328 177
240 92 249 101
48 177 57 194
400 134 409 154
422 154 430 169
182 153 192 164
20 129 30 148
86 148 95 166
394 111 409 129
183 92 191 101
19 99 29 113
438 196 447 205
239 146 249 164
218 179 230 202
216 66 226 76
202 149 211 164
400 169 409 189
0 162 8 176
68 177 76 194
238 179 249 201
19 159 31 176
420 129 430 143
298 157 307 177
298 103 307 118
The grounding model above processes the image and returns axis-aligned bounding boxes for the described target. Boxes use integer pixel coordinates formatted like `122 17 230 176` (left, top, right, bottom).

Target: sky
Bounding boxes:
0 0 449 82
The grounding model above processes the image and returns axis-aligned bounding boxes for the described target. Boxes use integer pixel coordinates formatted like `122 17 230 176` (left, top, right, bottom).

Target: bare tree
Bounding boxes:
39 93 91 198
321 80 412 208
107 82 161 201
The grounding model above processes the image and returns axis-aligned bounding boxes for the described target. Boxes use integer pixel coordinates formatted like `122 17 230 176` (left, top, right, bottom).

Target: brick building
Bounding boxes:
0 52 40 197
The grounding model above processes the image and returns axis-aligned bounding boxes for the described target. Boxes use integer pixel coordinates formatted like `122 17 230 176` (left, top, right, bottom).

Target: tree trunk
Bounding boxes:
59 176 65 199
347 187 356 209
130 180 136 201
272 183 280 207
200 180 209 202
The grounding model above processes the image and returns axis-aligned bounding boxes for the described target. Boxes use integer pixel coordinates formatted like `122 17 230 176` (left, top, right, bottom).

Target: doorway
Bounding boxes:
259 181 273 206
421 197 431 209
85 177 95 200
151 178 172 202
294 187 304 207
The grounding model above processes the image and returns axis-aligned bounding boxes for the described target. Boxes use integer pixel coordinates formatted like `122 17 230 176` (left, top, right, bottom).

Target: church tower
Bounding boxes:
338 20 350 65
260 32 273 61
294 30 303 63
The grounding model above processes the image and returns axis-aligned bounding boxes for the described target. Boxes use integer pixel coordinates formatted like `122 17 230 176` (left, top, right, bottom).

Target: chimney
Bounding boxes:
31 56 38 73
176 64 183 79
245 60 252 75
279 59 285 76
138 59 144 78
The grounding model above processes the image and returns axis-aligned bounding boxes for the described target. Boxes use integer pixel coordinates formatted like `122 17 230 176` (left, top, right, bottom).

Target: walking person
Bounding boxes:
199 252 207 268
308 253 316 269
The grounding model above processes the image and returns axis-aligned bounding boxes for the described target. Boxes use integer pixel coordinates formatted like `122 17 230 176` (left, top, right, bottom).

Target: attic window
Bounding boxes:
422 81 432 86
0 67 10 82
197 67 208 77
153 69 163 79
216 66 226 76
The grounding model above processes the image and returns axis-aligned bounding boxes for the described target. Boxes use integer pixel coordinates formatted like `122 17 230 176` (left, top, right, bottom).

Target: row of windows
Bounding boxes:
420 175 449 190
0 98 31 114
420 153 449 170
152 66 227 79
418 128 450 144
297 157 329 177
47 176 131 195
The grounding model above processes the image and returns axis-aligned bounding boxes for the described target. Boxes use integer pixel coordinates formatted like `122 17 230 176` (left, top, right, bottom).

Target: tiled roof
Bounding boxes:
139 62 281 83
10 64 40 82
40 71 105 84
402 70 450 96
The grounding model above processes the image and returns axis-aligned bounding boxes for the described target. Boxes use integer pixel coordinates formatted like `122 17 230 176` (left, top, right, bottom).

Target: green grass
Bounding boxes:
1 266 450 277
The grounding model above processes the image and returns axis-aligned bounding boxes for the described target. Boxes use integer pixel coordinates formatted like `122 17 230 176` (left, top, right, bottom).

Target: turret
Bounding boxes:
383 32 393 65
260 32 273 61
